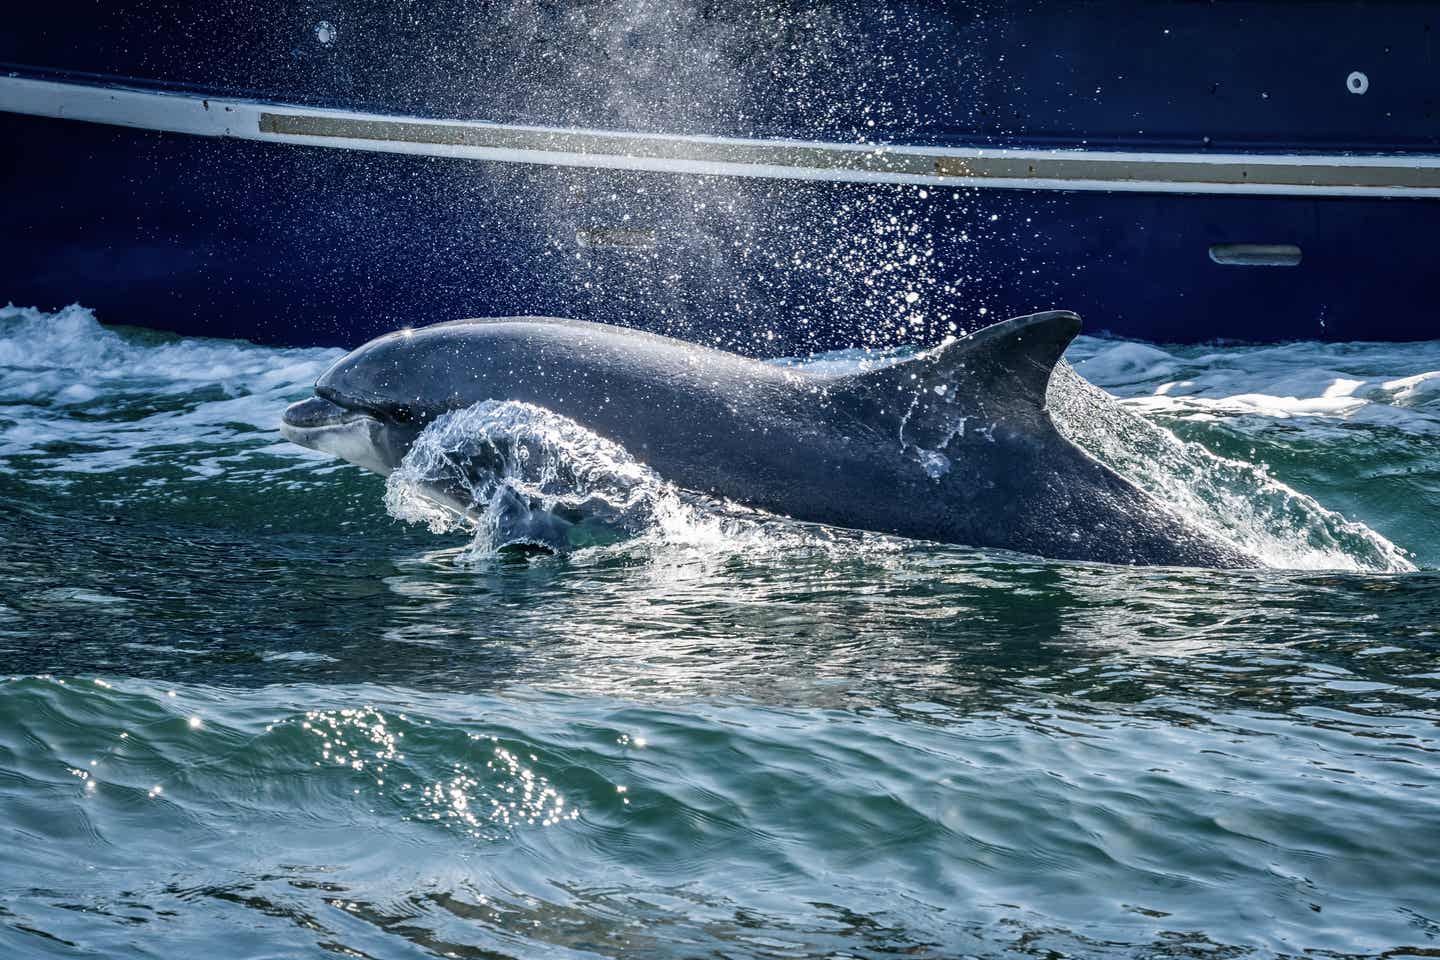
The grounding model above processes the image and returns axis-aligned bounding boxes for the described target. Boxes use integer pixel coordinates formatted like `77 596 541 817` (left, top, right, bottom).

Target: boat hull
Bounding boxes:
2 0 1438 348
2 109 1435 350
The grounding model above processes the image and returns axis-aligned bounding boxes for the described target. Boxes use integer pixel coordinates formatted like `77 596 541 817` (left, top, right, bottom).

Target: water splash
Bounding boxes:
385 400 746 559
384 400 903 565
1047 361 1414 573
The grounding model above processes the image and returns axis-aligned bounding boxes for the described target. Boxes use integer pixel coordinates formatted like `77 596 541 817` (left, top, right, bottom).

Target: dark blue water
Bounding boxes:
2 305 1439 958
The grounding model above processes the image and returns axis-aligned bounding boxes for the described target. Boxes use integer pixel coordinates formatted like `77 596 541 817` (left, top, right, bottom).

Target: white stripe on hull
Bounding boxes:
4 75 1439 197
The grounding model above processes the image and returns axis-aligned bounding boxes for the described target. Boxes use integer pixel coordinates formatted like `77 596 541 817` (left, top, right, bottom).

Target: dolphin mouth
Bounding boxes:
281 396 378 434
280 395 407 477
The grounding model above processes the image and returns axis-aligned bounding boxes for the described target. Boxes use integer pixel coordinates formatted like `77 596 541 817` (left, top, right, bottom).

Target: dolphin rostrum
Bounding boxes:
281 312 1255 567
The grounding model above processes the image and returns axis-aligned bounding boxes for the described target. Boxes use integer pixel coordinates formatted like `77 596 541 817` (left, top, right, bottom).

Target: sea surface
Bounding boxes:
2 303 1438 959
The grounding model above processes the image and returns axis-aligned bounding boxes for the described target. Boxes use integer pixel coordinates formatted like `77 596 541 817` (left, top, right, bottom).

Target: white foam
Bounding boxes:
1069 336 1440 432
1068 341 1181 386
0 303 341 477
1046 363 1414 572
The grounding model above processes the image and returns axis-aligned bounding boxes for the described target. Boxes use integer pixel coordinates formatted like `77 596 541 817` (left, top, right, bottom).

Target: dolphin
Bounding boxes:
280 312 1255 567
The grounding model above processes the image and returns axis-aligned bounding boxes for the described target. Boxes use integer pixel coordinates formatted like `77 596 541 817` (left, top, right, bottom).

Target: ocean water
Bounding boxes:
2 303 1439 959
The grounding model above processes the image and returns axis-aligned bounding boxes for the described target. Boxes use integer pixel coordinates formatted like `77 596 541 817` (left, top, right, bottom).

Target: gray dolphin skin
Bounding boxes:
281 312 1256 567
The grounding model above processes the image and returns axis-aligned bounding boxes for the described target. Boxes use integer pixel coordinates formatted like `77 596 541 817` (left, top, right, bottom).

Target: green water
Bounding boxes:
2 306 1439 958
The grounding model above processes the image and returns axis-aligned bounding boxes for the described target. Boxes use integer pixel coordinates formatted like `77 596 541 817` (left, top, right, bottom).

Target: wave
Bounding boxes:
0 676 583 849
4 674 1437 959
1048 362 1414 572
1070 336 1440 431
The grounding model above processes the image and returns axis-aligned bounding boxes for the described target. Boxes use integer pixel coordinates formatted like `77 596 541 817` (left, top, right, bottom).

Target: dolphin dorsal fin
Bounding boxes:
836 310 1082 448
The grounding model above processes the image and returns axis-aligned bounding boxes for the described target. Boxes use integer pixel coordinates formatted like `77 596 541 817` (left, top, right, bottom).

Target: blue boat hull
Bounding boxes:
2 110 1435 351
2 0 1438 349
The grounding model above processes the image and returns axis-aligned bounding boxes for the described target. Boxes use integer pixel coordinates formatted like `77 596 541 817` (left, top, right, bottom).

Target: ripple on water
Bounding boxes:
1 677 1438 957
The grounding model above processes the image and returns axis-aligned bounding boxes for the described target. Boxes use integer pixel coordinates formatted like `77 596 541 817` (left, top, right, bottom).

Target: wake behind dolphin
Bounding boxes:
281 312 1257 567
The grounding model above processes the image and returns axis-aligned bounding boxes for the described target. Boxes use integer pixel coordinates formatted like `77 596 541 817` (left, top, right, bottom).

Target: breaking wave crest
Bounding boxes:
0 302 340 478
1048 362 1414 573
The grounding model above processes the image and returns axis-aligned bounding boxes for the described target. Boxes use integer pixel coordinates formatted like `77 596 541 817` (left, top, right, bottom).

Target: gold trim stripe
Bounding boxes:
261 112 1440 193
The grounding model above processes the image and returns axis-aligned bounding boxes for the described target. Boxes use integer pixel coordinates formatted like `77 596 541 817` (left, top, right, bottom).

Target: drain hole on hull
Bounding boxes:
1209 243 1303 267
